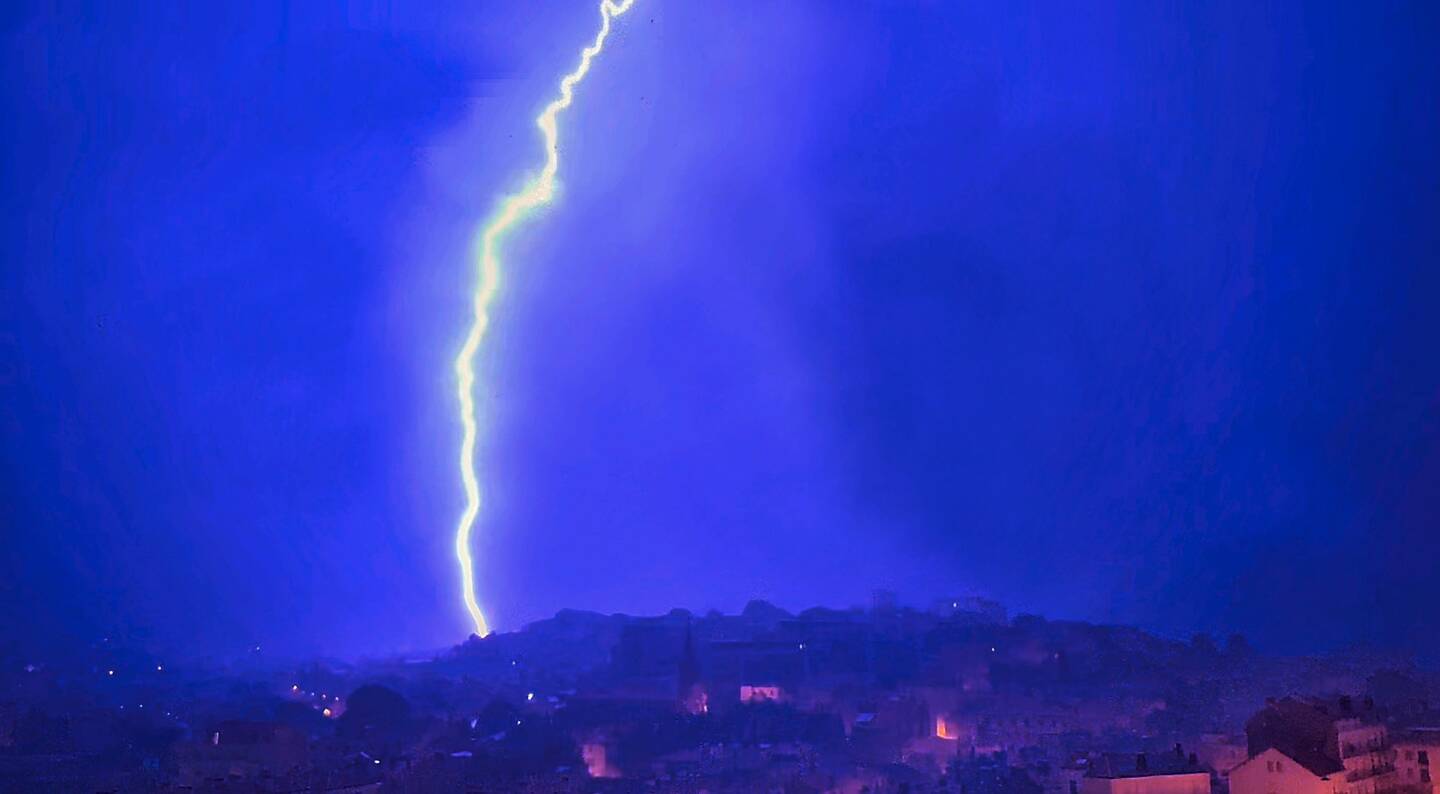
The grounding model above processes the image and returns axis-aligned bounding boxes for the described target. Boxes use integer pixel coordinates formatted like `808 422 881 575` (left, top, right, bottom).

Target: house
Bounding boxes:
1394 729 1440 794
1245 697 1398 794
1231 747 1346 794
1081 750 1211 794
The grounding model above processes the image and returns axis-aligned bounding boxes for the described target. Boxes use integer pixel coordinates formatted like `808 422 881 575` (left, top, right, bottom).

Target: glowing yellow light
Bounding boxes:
453 0 637 638
936 716 958 740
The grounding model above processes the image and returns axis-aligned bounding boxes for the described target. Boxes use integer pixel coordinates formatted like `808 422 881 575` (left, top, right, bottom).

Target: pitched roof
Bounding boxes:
1087 753 1206 779
1247 747 1344 778
1246 697 1348 777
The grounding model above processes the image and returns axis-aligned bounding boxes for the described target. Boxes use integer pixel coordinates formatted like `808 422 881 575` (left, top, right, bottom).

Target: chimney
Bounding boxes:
1137 754 1148 773
1189 753 1199 767
1175 743 1185 759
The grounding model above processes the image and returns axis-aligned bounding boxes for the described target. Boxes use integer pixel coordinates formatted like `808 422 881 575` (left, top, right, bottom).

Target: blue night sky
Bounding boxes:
2 2 1438 661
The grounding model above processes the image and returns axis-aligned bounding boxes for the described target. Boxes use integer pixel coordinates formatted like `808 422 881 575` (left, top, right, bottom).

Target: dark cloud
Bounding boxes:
2 1 1437 659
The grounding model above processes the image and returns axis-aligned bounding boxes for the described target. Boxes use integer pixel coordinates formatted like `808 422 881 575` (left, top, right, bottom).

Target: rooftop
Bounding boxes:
1088 752 1207 779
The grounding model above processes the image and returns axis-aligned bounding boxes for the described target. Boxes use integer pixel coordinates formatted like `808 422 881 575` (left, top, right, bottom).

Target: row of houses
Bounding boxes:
1067 697 1439 794
1231 697 1439 794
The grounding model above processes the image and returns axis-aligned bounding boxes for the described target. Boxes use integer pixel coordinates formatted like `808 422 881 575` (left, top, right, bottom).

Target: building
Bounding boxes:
1231 747 1349 794
1394 729 1440 794
951 754 1046 794
1081 750 1211 794
614 621 686 679
740 684 783 704
1245 697 1398 794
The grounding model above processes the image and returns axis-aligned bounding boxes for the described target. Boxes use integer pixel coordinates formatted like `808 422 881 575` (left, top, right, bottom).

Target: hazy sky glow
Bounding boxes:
3 1 1438 661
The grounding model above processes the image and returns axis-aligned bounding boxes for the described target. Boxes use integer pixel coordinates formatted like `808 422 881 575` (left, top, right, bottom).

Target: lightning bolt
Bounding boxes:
454 0 637 638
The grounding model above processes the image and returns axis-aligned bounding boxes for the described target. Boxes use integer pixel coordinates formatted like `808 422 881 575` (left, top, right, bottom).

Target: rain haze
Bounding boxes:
3 0 1439 664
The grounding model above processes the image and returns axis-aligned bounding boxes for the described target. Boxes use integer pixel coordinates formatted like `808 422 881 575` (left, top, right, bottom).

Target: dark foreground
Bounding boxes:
4 597 1438 793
